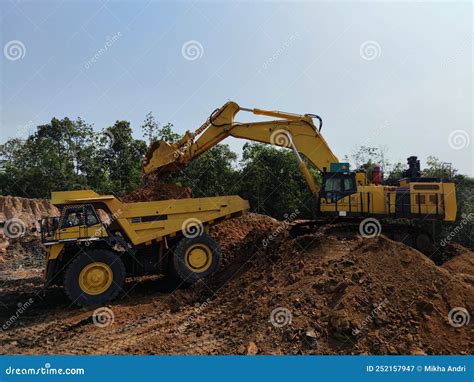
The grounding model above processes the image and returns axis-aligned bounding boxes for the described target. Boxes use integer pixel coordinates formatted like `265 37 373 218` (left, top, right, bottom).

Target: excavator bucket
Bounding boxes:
142 139 181 176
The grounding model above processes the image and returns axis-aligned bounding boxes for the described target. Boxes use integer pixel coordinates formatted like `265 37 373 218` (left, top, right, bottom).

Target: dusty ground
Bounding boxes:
0 213 472 355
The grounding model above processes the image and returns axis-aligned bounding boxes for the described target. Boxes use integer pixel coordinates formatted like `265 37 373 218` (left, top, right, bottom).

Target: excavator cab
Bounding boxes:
320 162 357 203
321 172 357 203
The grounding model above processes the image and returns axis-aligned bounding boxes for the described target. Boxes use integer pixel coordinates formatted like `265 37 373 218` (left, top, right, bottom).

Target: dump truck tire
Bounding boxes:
171 233 221 284
63 249 125 307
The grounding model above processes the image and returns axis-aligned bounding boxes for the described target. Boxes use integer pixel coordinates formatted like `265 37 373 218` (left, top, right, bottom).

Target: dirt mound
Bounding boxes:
442 252 474 276
121 182 192 203
177 229 472 355
0 196 55 266
1 213 473 355
0 234 45 280
210 213 283 266
0 196 58 226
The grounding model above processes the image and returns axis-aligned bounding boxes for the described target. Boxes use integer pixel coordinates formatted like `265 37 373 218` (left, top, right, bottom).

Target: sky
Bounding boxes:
0 0 472 175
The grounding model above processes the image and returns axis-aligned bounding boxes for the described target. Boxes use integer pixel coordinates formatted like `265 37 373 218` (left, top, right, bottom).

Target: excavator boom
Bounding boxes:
143 101 339 192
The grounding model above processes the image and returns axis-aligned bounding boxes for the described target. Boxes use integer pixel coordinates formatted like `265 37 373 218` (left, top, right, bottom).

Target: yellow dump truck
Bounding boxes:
41 190 248 306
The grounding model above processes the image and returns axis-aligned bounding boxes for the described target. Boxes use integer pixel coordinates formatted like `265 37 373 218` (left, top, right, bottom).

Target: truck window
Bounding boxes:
61 208 84 228
85 206 100 226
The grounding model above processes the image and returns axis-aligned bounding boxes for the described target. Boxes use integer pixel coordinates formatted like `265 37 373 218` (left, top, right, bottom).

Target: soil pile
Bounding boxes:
0 234 45 280
174 227 473 355
442 252 474 276
210 213 283 266
0 196 56 260
0 196 58 226
0 213 472 356
121 182 192 203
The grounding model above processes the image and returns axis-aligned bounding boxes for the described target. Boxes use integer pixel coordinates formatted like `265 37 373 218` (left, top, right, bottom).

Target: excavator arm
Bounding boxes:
143 101 339 193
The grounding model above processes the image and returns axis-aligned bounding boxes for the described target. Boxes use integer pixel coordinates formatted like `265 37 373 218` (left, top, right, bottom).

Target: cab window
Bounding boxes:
85 206 100 226
325 178 342 192
343 177 356 192
61 208 84 228
322 173 357 202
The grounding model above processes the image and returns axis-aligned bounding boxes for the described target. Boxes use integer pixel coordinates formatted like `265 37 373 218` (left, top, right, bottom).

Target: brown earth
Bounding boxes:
0 212 472 355
442 251 474 276
0 196 58 260
0 196 58 224
121 177 192 203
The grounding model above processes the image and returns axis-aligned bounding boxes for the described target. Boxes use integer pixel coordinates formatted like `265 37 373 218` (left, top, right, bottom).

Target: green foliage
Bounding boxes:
422 156 473 249
97 121 147 195
346 146 390 180
387 162 405 180
172 144 238 197
234 143 317 219
423 156 457 179
1 117 472 249
141 112 179 144
0 118 146 198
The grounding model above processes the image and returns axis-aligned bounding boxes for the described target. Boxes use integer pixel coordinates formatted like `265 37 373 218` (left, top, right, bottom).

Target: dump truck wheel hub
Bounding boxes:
185 244 212 272
79 262 113 295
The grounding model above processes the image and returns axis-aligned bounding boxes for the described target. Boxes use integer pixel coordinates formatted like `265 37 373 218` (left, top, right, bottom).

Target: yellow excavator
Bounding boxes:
41 101 456 306
143 101 456 228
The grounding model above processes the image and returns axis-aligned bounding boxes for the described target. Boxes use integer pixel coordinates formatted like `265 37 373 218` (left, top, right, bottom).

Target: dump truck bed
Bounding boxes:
50 190 250 245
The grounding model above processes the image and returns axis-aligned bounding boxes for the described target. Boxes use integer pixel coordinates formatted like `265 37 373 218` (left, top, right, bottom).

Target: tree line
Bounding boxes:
0 114 472 248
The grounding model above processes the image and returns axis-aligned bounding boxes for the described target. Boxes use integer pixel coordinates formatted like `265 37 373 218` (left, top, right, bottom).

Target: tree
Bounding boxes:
97 121 147 196
423 156 457 179
235 143 317 219
0 117 95 197
387 162 405 180
0 118 147 198
170 144 238 197
141 112 179 144
421 157 473 249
